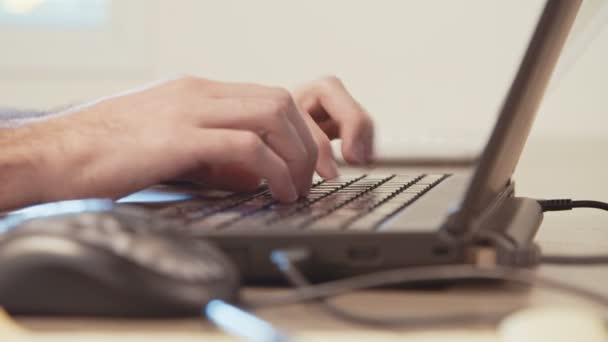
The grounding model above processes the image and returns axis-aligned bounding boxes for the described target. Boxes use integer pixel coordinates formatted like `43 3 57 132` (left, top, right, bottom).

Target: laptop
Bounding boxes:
123 0 581 282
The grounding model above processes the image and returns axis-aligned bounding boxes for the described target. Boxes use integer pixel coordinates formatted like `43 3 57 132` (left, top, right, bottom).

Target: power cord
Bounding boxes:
241 248 608 328
537 198 608 265
541 254 608 265
538 199 608 212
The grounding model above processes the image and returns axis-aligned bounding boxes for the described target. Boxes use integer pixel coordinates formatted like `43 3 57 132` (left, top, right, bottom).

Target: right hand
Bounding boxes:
21 76 319 204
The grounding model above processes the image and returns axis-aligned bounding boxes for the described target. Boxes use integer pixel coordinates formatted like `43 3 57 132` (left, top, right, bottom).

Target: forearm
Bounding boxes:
0 127 52 210
0 108 136 212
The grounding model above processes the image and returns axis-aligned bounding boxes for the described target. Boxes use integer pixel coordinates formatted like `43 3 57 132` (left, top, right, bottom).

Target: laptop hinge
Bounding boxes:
442 180 515 238
460 193 544 267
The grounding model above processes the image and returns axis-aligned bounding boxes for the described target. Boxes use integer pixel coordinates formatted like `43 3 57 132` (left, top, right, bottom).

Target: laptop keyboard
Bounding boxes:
160 174 448 234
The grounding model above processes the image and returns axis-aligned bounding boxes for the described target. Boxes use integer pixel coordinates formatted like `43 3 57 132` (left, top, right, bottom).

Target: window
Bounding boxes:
0 0 108 28
0 0 153 78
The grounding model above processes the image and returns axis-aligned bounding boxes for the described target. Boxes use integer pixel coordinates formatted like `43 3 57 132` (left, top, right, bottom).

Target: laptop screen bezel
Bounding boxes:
446 0 582 233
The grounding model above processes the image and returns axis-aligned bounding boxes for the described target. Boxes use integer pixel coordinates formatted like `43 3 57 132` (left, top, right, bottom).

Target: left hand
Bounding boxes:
292 75 375 179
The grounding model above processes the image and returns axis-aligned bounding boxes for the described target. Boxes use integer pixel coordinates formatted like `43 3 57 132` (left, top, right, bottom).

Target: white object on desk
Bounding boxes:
499 306 608 342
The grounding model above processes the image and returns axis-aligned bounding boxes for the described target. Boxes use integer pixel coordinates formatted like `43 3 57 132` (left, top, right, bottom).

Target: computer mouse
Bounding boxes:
499 306 607 342
0 201 240 317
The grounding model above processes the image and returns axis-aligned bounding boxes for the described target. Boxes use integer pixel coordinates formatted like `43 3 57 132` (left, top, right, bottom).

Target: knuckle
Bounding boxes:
237 131 265 157
359 115 375 131
260 100 287 123
272 86 293 101
175 75 205 92
320 74 342 88
269 87 294 112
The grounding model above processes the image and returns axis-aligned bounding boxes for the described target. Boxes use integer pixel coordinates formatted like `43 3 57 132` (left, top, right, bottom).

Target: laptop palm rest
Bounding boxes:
380 174 471 232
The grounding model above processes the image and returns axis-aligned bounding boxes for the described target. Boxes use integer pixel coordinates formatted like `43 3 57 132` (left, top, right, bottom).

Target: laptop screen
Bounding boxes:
448 0 582 232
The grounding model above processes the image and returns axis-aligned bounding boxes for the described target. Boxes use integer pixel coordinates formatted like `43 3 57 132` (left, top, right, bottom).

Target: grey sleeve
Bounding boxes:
0 108 62 128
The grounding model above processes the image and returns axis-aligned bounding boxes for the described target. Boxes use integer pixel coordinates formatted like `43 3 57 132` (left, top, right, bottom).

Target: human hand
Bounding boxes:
292 76 374 178
4 75 373 209
188 76 375 190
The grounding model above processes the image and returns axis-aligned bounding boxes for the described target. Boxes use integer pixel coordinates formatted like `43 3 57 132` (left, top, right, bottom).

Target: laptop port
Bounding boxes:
432 245 451 256
346 246 381 264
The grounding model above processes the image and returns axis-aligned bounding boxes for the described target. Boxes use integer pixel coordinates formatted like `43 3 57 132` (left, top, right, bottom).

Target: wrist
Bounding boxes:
0 126 53 210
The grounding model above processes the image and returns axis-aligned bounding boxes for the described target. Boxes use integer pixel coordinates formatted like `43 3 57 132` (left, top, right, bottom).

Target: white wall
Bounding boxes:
0 0 606 159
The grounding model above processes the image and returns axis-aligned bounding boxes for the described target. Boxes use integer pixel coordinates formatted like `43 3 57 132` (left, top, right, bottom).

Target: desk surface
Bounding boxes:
6 137 608 341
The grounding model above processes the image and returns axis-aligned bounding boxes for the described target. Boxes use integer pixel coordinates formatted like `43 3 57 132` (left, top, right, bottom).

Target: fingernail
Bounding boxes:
271 183 298 203
287 184 298 202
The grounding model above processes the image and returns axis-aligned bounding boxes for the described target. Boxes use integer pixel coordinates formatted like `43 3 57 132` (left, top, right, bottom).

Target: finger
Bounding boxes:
176 77 318 194
190 97 312 197
316 117 340 140
300 113 339 179
297 104 341 140
187 128 297 203
216 83 318 196
280 92 318 195
295 76 374 165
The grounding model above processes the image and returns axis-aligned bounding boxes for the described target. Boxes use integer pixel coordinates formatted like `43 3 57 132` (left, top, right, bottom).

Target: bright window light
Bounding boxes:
0 0 109 27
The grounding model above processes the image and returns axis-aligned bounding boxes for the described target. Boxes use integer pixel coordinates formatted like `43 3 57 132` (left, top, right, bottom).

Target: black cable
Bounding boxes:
242 249 608 328
538 199 608 212
535 198 608 265
541 254 608 265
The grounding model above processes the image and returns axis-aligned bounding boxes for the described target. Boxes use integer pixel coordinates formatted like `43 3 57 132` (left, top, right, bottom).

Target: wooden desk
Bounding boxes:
7 137 608 341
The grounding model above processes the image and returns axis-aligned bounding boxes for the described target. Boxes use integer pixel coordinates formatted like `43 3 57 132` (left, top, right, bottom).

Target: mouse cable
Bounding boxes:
535 198 608 265
242 248 608 329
